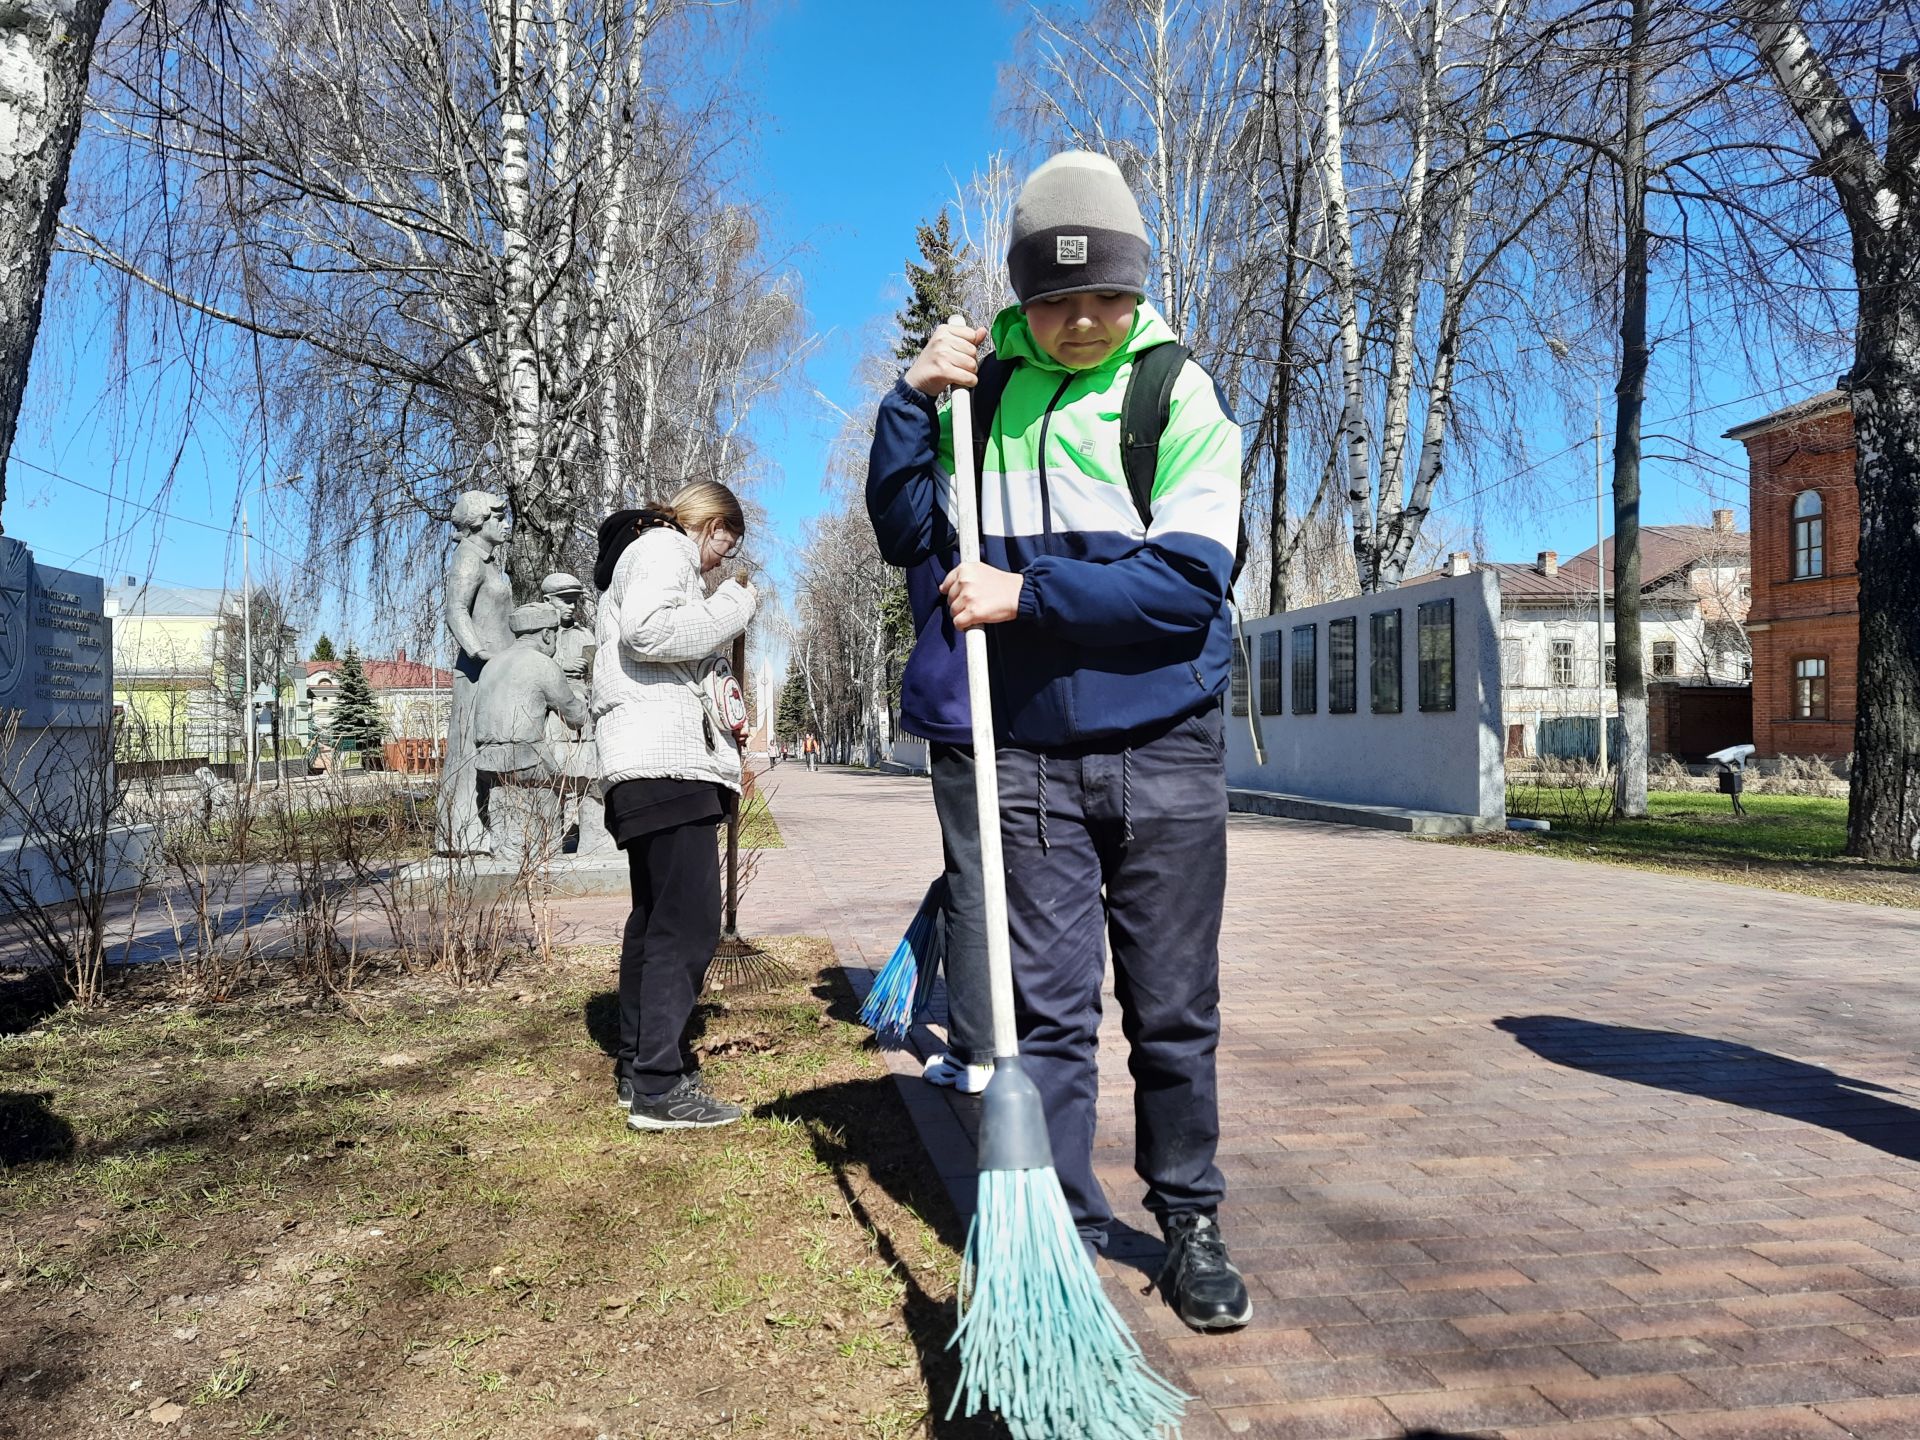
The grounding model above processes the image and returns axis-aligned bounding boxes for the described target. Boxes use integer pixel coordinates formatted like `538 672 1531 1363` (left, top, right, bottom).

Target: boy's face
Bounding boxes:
1023 291 1139 370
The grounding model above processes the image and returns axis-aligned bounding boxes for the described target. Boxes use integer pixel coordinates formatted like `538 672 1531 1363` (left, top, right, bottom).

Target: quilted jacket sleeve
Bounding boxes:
617 533 757 662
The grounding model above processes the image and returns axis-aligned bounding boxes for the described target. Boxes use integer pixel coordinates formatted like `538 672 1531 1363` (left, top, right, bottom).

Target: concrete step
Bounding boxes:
1227 787 1501 835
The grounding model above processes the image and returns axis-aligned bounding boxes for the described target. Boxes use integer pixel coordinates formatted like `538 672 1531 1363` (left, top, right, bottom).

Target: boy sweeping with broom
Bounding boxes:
868 151 1251 1342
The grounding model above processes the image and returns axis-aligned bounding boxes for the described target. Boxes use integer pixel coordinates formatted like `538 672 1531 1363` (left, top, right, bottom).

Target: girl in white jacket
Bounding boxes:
591 481 757 1130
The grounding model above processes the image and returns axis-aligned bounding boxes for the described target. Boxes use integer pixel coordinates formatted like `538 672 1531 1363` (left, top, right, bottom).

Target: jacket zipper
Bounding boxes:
1034 373 1075 549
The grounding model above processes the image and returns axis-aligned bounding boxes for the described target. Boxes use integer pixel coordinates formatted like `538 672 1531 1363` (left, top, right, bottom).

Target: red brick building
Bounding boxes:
1726 390 1859 759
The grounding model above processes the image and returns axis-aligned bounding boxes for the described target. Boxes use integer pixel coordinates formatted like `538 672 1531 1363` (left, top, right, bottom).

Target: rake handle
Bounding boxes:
725 631 746 935
946 314 1019 1062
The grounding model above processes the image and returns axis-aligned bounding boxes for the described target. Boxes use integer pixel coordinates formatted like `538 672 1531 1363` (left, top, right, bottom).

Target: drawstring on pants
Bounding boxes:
1036 758 1050 852
1121 747 1134 846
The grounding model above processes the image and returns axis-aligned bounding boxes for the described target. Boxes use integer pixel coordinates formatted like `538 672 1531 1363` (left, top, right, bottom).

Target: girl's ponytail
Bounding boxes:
593 481 744 592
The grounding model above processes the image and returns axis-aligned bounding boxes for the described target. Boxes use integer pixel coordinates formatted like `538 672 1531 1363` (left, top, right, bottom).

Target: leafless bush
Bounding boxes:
347 780 556 987
1755 755 1845 798
1507 755 1617 830
155 776 266 1003
0 711 144 1005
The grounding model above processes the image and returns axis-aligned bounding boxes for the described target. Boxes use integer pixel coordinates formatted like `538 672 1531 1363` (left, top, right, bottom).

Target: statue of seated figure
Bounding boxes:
471 605 589 859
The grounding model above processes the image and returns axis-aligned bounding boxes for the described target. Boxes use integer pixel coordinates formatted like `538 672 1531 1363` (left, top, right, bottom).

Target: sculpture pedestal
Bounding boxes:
481 778 568 866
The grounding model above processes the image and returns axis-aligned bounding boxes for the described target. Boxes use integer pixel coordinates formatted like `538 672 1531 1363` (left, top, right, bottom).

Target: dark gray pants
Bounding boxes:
996 707 1229 1249
929 743 993 1067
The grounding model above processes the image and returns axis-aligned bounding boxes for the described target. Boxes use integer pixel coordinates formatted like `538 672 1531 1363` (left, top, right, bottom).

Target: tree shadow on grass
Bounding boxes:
756 1074 1009 1440
1497 1015 1920 1163
0 968 69 1035
581 988 714 1079
0 1091 74 1167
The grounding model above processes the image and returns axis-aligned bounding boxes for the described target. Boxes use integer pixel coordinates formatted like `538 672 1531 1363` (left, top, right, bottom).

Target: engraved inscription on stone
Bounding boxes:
0 538 110 729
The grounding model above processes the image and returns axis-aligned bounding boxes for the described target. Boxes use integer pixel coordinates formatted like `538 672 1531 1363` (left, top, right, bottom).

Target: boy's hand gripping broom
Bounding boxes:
942 318 1187 1439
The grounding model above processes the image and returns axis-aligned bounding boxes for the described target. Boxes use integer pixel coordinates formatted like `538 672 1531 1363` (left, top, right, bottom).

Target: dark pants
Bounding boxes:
617 820 722 1097
997 707 1229 1249
930 743 993 1067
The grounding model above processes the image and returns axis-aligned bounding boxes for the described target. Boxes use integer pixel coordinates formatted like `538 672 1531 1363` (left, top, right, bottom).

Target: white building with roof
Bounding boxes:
1410 512 1750 759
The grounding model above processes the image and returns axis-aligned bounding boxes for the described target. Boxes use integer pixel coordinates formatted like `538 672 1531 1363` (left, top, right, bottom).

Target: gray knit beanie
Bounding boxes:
1007 151 1151 306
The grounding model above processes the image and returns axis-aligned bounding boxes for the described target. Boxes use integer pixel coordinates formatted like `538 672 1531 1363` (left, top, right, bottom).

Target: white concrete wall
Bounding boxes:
1226 569 1505 821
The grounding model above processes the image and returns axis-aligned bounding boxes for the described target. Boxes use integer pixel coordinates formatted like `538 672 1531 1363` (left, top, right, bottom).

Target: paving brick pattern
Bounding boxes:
703 765 1920 1438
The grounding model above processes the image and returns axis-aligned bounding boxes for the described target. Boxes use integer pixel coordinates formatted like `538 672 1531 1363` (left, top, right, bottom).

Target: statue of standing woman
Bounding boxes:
435 491 515 856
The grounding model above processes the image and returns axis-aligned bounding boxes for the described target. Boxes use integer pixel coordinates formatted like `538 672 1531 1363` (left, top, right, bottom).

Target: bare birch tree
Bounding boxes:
1733 0 1920 860
0 0 110 529
66 0 800 597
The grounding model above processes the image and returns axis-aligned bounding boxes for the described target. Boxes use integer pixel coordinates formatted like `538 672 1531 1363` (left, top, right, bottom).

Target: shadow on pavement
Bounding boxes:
1497 1014 1920 1162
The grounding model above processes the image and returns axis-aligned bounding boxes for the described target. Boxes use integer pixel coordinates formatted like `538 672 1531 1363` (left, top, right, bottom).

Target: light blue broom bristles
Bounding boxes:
949 1167 1188 1439
859 877 946 1046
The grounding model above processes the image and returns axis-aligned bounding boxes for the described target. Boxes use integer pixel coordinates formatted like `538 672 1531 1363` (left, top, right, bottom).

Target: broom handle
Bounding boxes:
946 315 1019 1062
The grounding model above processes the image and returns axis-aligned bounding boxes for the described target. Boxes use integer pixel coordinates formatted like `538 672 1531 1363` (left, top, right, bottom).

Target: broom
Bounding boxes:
859 875 947 1046
940 316 1187 1439
709 627 787 994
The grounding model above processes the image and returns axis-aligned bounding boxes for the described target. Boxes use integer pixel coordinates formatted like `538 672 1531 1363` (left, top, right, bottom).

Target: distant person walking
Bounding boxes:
802 732 820 772
593 481 757 1131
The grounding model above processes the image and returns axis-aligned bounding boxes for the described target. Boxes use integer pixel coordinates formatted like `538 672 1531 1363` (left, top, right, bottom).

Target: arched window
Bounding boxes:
1792 491 1824 578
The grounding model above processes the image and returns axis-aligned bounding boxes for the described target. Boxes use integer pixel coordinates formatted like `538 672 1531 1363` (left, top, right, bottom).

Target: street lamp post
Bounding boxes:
241 504 255 789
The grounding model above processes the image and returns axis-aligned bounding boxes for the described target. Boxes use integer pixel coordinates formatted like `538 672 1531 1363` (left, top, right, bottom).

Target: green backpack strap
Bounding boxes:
1120 341 1190 525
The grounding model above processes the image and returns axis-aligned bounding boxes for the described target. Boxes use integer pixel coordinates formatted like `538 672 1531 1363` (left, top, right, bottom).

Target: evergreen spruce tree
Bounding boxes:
327 648 386 753
310 634 337 661
775 664 812 744
893 209 968 360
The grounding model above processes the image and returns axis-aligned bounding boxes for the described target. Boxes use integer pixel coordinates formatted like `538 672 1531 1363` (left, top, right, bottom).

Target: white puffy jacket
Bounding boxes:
592 527 758 792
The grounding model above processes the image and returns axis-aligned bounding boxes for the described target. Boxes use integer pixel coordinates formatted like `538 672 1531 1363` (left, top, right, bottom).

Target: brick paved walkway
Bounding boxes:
704 765 1920 1439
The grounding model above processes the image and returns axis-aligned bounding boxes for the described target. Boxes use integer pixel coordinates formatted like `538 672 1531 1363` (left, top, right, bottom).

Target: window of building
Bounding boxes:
1550 638 1575 687
1793 656 1828 720
1500 638 1527 687
1417 599 1456 712
1792 490 1825 578
1651 640 1676 678
1329 617 1357 714
1371 610 1402 714
1291 624 1317 714
1258 628 1282 715
1604 641 1617 686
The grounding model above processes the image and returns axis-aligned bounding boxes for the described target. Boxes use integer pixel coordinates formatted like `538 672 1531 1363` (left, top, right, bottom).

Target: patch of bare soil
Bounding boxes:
0 939 1004 1438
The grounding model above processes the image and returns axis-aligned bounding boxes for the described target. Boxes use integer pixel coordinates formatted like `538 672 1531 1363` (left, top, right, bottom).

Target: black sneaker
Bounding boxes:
614 1069 699 1109
626 1074 742 1131
1160 1213 1252 1331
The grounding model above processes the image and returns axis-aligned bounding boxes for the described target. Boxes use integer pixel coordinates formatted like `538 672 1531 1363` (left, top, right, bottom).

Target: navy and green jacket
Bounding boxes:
866 301 1243 750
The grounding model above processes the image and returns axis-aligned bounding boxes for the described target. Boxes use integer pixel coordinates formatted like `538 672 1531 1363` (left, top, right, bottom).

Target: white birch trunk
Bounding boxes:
0 0 111 525
493 0 540 563
1317 0 1375 590
1372 0 1447 530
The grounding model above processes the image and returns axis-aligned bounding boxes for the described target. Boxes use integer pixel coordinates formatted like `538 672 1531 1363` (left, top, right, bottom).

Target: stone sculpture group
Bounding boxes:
433 492 610 862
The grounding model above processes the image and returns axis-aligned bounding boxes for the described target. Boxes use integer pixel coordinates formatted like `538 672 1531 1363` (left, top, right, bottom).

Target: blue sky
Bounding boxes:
3 1 1838 654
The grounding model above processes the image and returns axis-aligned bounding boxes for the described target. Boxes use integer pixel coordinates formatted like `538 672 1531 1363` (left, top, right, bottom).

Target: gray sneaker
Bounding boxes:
627 1074 742 1131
